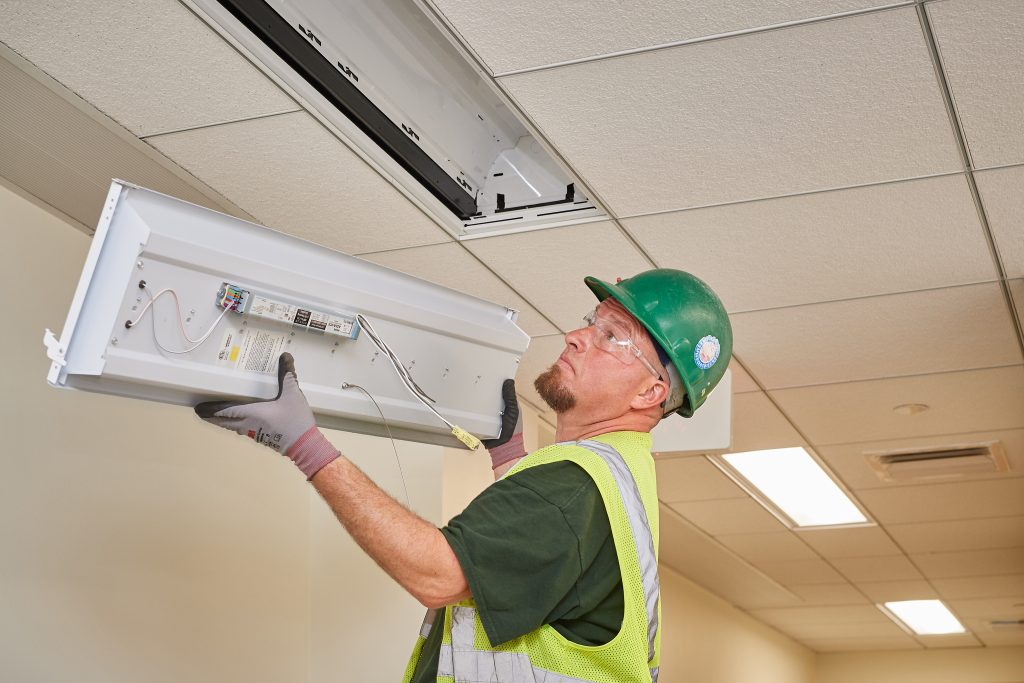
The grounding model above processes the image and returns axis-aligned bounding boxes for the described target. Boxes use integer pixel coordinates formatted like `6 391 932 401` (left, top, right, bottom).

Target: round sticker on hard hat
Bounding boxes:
694 335 721 370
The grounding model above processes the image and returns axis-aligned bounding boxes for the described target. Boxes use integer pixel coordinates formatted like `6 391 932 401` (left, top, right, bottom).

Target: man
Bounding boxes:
196 268 732 682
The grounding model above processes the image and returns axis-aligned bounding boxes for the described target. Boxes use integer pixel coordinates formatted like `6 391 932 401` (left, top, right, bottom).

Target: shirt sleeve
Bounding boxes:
440 461 599 646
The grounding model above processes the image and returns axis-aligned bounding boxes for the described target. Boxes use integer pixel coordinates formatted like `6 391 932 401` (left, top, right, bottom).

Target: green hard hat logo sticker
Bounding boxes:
694 335 721 370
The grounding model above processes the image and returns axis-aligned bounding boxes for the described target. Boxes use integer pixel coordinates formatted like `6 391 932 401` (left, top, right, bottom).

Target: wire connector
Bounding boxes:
450 426 481 451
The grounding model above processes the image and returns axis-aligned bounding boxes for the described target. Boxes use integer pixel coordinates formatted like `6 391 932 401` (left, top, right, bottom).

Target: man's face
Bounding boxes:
534 298 664 418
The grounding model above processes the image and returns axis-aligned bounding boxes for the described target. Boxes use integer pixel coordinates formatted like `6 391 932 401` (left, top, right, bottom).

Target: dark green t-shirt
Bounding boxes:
409 460 623 683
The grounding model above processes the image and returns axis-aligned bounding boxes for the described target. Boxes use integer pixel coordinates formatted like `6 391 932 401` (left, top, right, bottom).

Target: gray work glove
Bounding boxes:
480 379 526 469
195 353 339 479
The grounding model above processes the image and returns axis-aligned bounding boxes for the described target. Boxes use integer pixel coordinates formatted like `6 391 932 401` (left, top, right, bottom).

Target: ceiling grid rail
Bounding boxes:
915 0 1024 360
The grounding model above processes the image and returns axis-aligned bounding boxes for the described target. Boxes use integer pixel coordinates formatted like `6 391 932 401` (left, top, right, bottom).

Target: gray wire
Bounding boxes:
342 382 411 509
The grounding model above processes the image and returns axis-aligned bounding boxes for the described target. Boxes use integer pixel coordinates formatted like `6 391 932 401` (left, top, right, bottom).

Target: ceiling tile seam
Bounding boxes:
614 169 967 223
911 545 1024 556
889 513 1024 526
917 1 1024 362
0 43 256 226
657 502 803 604
728 278 1008 316
761 362 1024 393
493 2 917 78
138 107 305 140
713 345 951 616
0 175 92 235
814 427 1024 451
973 160 1024 174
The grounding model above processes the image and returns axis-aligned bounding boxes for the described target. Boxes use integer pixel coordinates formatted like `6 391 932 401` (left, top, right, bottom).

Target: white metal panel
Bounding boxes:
651 370 732 453
45 181 530 448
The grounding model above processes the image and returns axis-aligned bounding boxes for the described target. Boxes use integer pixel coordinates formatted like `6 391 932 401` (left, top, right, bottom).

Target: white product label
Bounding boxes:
236 329 287 374
249 296 297 324
326 315 355 338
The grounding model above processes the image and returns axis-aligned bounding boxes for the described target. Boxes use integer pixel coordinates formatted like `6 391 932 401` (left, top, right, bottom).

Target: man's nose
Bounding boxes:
564 325 590 352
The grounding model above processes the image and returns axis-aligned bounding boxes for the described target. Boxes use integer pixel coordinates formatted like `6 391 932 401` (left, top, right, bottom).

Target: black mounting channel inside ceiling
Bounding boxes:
216 0 478 219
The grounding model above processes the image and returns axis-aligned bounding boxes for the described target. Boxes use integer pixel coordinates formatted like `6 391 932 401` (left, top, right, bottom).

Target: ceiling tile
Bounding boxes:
796 526 903 559
832 555 924 582
511 334 564 422
920 633 983 649
757 559 848 586
659 506 803 610
432 0 881 74
499 8 961 217
669 498 787 536
857 478 1024 524
625 175 997 312
858 579 939 603
932 574 1024 600
0 0 296 137
787 583 870 606
911 548 1024 580
801 635 922 651
817 429 1024 491
752 604 888 627
149 112 451 254
730 391 805 453
359 244 557 336
655 455 746 503
1012 280 1024 323
771 366 1024 445
976 167 1024 279
947 595 1024 620
715 532 820 564
733 284 1021 390
729 360 760 393
463 222 652 330
928 0 1024 167
975 630 1024 647
887 517 1024 554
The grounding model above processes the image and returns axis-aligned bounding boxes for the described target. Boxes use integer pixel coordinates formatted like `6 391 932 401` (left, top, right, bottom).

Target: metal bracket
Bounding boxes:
43 328 66 367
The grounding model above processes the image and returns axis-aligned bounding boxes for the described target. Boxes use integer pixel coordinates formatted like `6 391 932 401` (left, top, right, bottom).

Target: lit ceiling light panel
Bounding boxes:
882 600 966 635
713 447 868 527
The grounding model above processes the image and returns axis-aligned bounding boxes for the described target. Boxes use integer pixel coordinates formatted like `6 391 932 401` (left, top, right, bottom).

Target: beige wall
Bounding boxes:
816 647 1024 683
0 181 447 681
659 566 817 683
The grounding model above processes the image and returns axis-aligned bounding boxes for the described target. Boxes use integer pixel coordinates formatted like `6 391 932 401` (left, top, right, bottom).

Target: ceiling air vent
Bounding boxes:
987 619 1024 632
865 442 1009 483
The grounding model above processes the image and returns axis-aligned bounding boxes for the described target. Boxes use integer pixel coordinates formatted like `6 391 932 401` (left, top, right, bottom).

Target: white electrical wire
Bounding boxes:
342 382 411 508
355 313 454 430
128 283 231 355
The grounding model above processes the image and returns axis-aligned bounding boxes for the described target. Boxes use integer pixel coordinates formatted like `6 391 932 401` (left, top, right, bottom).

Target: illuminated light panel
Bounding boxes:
717 447 867 527
882 600 966 635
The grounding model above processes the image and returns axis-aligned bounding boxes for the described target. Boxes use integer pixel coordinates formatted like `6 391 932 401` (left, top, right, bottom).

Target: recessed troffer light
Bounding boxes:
712 447 868 528
198 0 606 236
881 600 966 635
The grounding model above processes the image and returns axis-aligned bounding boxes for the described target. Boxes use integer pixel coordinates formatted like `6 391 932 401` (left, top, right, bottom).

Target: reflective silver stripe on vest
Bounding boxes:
420 608 439 639
440 606 592 683
577 440 660 666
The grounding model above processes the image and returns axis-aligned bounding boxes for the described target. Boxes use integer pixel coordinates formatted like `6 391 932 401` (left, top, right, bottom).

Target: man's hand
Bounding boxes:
195 353 340 479
481 378 526 471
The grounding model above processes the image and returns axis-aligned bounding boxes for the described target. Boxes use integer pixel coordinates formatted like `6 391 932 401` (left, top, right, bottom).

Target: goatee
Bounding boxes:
534 364 576 413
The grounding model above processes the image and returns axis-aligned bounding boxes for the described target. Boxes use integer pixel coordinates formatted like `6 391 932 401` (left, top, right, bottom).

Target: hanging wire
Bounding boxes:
127 283 231 354
342 381 411 508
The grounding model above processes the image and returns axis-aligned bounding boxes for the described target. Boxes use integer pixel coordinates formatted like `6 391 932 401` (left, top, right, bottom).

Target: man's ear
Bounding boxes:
630 377 669 411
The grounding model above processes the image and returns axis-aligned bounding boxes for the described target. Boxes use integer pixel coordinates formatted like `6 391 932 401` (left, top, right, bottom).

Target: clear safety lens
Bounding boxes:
583 309 662 378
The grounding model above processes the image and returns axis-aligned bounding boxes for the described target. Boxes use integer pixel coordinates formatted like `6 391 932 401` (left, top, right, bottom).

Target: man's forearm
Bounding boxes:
310 454 470 609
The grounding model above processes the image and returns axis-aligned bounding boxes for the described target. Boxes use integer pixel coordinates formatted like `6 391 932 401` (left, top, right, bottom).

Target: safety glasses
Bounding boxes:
583 309 662 379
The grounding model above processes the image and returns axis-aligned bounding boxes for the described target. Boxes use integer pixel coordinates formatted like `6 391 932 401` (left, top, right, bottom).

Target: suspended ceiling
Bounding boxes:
1 0 1022 653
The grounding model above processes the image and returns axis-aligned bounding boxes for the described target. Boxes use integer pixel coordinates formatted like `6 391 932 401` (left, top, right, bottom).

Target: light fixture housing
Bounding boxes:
880 600 966 635
709 447 870 528
184 0 607 238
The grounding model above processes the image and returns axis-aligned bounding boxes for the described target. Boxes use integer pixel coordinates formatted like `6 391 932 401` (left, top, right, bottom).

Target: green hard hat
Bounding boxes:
584 268 732 418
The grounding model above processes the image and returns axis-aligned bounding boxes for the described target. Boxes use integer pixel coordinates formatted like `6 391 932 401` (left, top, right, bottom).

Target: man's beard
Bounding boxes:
534 364 576 413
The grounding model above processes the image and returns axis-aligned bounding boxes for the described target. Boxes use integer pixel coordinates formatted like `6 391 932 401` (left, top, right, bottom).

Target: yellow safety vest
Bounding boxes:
403 431 662 682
